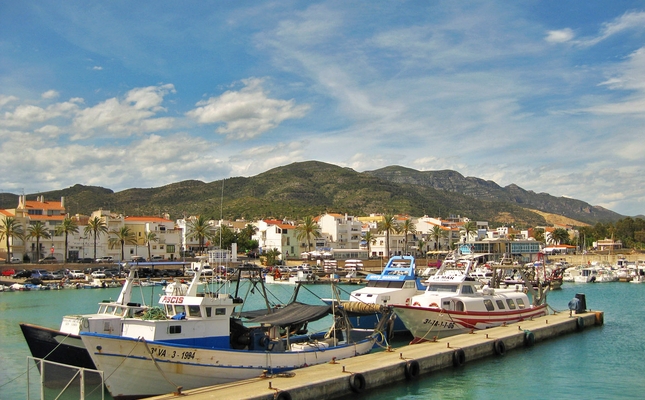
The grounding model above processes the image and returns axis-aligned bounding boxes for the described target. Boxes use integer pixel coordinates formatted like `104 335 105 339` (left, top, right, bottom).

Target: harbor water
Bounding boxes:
1 280 644 399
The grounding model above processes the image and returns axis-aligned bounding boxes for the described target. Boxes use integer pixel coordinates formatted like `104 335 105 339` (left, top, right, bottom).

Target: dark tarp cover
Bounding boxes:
246 302 332 327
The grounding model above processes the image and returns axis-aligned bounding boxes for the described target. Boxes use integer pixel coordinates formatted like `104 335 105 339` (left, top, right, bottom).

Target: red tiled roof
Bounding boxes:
24 200 64 211
125 216 172 222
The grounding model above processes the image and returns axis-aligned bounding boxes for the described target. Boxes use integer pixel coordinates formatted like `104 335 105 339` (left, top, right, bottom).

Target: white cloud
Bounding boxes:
186 78 310 139
92 66 103 70
0 95 19 108
72 84 176 139
545 29 575 43
41 90 59 99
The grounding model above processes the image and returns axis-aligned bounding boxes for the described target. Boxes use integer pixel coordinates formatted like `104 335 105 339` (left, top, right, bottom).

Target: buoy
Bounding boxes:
349 373 366 393
429 302 439 308
494 339 506 356
405 360 420 380
453 349 466 367
524 330 535 347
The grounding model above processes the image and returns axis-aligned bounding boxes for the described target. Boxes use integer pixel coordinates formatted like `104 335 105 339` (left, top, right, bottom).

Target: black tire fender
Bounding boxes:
405 359 420 379
453 349 466 367
349 373 366 393
493 339 506 356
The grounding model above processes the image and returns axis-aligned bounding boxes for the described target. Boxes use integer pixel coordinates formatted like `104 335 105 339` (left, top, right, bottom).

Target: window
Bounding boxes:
188 305 201 317
496 300 505 309
483 299 495 311
169 325 181 334
215 308 226 315
205 307 211 317
461 285 474 294
516 298 526 309
506 299 516 309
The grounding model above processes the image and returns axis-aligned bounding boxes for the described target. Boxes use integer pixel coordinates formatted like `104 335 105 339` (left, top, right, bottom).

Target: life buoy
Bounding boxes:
429 303 439 308
524 330 535 347
405 298 411 305
275 391 292 400
452 349 466 367
413 302 421 306
349 373 366 393
576 317 585 332
404 360 420 380
493 339 506 356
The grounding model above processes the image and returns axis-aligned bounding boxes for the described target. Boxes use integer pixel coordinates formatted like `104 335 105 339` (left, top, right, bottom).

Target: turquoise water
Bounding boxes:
1 282 644 399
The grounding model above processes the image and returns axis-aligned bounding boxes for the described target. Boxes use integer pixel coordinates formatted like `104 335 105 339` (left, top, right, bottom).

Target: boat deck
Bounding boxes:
148 309 603 400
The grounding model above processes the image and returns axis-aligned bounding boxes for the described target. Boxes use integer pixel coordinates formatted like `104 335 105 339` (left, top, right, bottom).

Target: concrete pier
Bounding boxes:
148 310 603 400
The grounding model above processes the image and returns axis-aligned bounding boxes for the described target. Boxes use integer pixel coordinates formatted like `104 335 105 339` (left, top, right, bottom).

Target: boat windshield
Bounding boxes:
366 281 405 288
426 284 459 293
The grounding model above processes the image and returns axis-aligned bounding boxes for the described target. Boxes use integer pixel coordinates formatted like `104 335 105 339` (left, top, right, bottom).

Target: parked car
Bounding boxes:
150 255 165 261
76 257 95 263
10 257 22 264
131 256 146 263
91 270 106 279
31 269 54 280
103 268 125 278
96 256 114 263
2 268 16 276
51 270 66 280
38 255 58 264
12 269 31 278
67 270 86 279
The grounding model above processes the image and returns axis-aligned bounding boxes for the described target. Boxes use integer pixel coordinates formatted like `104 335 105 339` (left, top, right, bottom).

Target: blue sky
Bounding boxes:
1 1 644 217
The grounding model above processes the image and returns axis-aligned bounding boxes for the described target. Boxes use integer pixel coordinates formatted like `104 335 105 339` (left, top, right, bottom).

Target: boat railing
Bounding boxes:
27 356 105 400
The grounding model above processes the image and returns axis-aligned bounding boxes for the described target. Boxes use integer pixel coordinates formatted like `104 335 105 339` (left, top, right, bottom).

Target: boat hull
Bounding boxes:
19 323 96 369
82 333 375 399
393 304 548 342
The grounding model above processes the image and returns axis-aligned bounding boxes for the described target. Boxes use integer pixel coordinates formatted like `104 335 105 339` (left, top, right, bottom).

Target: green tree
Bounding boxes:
460 220 477 243
532 228 545 244
400 218 416 255
0 217 24 263
27 221 51 262
214 225 237 250
265 248 281 266
55 216 79 263
84 216 108 260
417 238 427 259
296 216 321 253
550 228 570 245
430 225 446 250
364 231 376 258
237 224 258 253
108 226 137 262
186 216 216 254
144 232 158 260
377 214 399 258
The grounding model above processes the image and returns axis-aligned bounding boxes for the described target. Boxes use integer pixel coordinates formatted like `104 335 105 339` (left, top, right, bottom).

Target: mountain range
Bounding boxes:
0 161 627 227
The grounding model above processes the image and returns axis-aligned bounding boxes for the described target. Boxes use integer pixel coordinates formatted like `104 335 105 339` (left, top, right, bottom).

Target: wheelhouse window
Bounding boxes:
460 285 474 294
427 284 459 293
506 299 516 309
483 299 495 311
516 298 526 309
215 308 226 315
496 300 505 309
188 305 201 317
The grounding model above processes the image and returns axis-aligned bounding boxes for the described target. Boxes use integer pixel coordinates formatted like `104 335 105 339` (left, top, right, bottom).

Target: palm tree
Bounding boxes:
186 216 216 255
28 221 51 262
400 218 415 255
55 216 79 263
0 217 24 263
84 216 108 260
144 232 158 261
364 231 376 258
551 228 570 245
108 226 137 262
417 238 427 260
430 225 446 250
296 216 321 253
533 228 545 244
265 248 281 266
460 220 477 243
377 214 399 258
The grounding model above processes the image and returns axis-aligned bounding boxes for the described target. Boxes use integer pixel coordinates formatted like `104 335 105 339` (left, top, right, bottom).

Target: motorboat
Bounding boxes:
392 255 548 343
80 264 380 399
323 255 425 336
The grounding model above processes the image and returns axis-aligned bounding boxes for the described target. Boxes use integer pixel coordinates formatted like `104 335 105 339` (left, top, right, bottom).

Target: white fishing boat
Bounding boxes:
574 266 599 283
80 264 379 399
392 255 549 343
20 265 151 369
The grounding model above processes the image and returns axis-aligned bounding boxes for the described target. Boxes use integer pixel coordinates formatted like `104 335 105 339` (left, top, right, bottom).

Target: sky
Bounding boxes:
1 1 644 217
